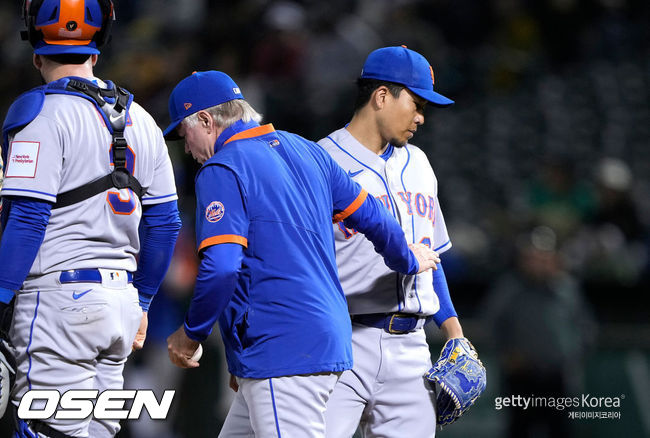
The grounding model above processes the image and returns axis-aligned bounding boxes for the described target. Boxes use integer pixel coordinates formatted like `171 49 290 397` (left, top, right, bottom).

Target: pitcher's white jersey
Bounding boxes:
1 80 177 276
319 127 451 316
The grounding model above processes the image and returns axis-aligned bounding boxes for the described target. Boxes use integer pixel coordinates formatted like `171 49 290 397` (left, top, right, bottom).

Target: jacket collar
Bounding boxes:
214 119 275 153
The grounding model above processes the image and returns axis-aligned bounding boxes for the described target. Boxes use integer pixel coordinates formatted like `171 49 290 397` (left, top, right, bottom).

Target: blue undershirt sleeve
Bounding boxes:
344 194 418 275
133 200 182 311
0 197 52 301
183 243 243 341
431 261 458 327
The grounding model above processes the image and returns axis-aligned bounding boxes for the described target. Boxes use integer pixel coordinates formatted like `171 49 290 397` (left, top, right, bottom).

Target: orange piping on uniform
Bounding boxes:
333 189 368 223
198 234 248 252
224 124 276 145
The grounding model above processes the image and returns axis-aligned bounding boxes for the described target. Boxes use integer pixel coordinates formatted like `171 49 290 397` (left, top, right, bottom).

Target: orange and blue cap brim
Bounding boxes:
33 40 100 55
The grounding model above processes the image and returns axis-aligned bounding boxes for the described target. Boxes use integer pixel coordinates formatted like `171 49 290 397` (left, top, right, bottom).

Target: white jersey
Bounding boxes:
319 127 451 316
1 78 177 276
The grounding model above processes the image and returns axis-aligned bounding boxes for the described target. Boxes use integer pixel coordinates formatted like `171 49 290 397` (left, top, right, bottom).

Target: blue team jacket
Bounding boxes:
192 120 413 378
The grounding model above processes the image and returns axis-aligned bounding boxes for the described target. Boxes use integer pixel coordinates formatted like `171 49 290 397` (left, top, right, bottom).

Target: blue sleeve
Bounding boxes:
431 261 458 327
183 243 243 341
0 197 51 300
343 194 418 275
195 164 249 252
133 200 182 311
326 154 418 275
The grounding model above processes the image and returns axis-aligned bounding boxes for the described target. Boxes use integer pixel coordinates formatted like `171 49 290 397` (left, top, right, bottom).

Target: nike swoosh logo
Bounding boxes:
348 169 364 178
109 113 123 125
72 289 93 300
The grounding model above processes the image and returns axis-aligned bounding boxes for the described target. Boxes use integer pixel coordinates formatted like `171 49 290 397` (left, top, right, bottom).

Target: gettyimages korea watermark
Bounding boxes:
17 389 175 420
494 393 625 420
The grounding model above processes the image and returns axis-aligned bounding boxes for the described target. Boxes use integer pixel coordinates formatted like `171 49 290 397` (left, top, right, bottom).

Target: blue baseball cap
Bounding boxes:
361 46 454 107
164 70 244 139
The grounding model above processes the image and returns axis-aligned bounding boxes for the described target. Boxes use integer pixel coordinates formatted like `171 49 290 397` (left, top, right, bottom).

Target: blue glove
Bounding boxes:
426 337 487 426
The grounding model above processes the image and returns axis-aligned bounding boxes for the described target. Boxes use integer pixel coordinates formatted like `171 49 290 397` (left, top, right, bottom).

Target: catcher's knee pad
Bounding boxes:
0 338 16 418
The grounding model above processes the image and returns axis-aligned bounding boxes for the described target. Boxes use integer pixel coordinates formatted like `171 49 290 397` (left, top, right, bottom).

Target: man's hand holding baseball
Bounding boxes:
167 326 201 369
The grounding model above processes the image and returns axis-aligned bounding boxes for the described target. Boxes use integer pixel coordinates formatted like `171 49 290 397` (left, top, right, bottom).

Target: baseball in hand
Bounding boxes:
191 344 203 362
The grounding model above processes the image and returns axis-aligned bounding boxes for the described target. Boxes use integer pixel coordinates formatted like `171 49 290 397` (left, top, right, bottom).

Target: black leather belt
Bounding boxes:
352 312 425 334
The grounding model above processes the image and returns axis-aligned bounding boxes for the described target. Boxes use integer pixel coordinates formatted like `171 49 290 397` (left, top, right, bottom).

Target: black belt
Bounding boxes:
30 420 74 438
352 312 426 334
59 269 133 284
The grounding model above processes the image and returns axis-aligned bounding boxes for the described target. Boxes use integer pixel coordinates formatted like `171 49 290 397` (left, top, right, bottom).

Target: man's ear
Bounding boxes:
372 86 389 110
197 111 213 131
33 53 42 70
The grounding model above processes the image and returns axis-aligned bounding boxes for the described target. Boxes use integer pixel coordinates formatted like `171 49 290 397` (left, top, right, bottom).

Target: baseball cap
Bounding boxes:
360 46 454 107
164 70 244 139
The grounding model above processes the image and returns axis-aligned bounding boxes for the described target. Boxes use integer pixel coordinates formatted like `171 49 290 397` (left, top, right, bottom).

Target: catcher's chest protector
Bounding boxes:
1 77 143 213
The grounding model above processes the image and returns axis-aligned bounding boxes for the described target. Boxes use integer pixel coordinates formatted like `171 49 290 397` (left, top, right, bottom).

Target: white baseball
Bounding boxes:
191 344 203 362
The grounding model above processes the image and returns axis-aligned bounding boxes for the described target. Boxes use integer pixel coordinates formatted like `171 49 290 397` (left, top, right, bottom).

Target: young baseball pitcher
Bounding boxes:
318 46 486 437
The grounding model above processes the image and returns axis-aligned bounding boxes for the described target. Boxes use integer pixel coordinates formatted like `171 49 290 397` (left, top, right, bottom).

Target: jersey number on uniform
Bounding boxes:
107 145 137 215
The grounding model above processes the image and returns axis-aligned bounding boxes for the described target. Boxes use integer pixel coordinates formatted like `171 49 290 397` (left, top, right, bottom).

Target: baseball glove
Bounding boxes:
426 337 486 426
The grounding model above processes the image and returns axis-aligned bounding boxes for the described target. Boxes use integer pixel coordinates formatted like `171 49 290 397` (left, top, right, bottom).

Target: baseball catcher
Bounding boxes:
426 337 487 426
0 0 180 436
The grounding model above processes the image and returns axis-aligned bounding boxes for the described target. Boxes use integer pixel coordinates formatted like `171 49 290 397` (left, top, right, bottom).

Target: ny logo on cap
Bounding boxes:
429 66 435 85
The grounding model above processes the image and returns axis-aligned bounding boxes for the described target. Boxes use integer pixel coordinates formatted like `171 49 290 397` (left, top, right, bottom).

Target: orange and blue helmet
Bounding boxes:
22 0 114 55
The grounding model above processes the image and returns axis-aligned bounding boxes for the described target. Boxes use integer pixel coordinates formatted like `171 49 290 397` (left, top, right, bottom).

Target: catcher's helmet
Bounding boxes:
21 0 114 55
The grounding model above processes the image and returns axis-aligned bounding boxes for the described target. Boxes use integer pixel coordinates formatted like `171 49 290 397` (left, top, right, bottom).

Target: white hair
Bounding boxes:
182 99 263 130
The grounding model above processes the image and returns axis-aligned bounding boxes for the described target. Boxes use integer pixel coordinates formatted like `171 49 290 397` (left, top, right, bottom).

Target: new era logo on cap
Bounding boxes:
184 103 192 110
233 87 241 94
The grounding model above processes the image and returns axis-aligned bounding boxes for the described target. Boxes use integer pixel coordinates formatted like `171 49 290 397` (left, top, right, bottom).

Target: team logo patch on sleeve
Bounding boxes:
205 201 225 223
5 141 40 178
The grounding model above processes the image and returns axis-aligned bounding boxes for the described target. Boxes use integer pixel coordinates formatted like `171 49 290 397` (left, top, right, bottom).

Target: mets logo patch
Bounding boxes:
205 201 225 223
